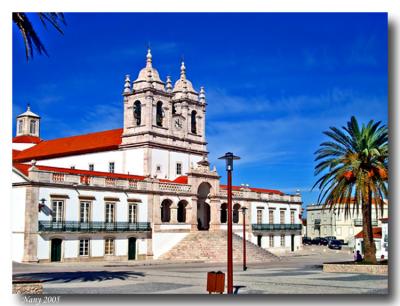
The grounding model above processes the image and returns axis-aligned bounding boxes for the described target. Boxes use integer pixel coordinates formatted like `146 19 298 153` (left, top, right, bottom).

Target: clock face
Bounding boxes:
174 118 183 130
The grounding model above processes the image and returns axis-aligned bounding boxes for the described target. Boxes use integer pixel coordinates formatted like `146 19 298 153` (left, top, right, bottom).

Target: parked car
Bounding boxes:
311 237 326 245
328 239 342 250
302 237 313 245
337 239 345 245
319 238 329 246
325 236 336 242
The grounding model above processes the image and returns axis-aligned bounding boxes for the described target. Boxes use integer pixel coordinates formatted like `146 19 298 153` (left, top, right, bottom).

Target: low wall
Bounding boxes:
12 279 43 294
323 263 388 275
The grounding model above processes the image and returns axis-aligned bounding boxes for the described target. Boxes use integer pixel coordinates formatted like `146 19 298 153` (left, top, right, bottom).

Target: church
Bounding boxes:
12 49 302 263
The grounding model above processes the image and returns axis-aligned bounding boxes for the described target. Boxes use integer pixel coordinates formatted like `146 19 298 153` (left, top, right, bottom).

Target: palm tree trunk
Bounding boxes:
362 189 377 264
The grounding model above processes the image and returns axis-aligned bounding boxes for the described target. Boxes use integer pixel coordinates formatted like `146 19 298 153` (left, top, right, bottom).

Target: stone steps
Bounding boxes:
159 230 279 262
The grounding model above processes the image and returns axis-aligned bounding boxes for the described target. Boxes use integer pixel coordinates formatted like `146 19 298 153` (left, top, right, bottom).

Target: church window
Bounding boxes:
89 164 94 171
104 238 114 255
129 204 138 223
18 119 23 133
220 203 227 223
176 162 182 175
257 209 263 224
172 103 176 114
109 162 115 173
280 235 285 247
233 203 240 224
156 165 161 172
30 120 36 134
191 110 197 134
133 101 141 126
161 199 172 223
79 239 90 256
52 200 64 222
156 101 164 127
105 203 115 223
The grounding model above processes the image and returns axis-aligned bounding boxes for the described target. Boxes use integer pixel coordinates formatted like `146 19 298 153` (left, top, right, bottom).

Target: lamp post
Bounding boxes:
242 207 247 271
218 152 240 294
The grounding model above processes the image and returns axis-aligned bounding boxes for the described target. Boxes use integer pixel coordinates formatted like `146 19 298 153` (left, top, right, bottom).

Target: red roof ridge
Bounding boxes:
220 184 284 195
354 227 382 239
13 128 123 162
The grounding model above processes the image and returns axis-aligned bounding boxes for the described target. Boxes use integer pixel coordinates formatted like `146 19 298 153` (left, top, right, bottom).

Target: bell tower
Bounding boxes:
16 104 40 138
120 49 208 179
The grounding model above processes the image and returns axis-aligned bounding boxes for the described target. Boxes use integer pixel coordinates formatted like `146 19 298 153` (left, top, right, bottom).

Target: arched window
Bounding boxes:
133 101 141 126
30 120 36 134
220 203 227 224
177 201 187 223
161 199 172 223
233 204 241 224
18 120 23 134
191 110 197 134
156 101 164 127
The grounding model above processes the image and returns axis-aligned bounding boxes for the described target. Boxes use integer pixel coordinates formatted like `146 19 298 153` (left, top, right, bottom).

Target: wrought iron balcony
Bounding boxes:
252 224 302 231
353 219 378 227
38 221 151 232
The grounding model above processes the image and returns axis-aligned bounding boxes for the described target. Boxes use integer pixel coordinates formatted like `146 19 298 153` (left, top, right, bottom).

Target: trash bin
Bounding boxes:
207 271 225 294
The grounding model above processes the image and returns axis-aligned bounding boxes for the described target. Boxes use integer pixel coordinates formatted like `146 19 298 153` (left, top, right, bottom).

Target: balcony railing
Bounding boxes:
353 219 378 226
252 224 302 231
38 221 151 232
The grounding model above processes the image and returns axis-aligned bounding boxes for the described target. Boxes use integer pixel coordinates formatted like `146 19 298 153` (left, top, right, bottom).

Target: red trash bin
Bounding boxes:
207 271 225 294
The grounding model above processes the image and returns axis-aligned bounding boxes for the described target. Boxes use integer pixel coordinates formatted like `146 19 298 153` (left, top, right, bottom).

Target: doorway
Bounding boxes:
128 237 136 260
50 238 62 262
257 235 262 247
197 182 211 230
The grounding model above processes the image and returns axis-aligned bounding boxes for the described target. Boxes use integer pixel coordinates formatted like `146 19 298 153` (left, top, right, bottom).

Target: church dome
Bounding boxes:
133 49 164 90
172 61 197 94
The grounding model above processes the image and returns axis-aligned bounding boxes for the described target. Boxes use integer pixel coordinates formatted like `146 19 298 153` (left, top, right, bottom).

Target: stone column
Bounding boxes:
209 197 220 231
146 194 154 259
185 202 192 225
170 203 178 224
190 196 198 231
152 194 161 231
23 185 39 263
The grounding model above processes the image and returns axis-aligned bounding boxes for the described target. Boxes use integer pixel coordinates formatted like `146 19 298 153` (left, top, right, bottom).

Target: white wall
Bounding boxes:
12 234 25 262
13 143 36 151
34 148 145 176
151 148 202 180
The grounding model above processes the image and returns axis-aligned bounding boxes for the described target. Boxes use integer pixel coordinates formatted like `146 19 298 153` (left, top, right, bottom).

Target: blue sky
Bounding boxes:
12 13 388 211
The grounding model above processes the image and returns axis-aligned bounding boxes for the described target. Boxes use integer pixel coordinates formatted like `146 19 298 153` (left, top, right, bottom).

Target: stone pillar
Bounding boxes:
143 147 152 178
152 194 161 231
170 203 178 224
190 196 198 231
185 203 192 225
146 194 154 259
209 197 220 231
23 185 39 263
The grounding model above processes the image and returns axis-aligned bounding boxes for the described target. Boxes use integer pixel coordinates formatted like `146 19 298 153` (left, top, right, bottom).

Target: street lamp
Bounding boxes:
242 207 247 271
218 152 240 294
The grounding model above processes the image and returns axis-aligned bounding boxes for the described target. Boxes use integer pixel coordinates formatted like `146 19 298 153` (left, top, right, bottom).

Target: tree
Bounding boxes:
13 13 66 61
313 116 388 264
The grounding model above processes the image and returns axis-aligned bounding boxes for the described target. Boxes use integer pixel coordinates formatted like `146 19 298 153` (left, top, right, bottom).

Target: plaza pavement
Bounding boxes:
12 246 388 294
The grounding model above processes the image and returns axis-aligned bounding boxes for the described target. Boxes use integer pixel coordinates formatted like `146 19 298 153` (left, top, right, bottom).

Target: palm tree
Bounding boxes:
313 116 388 264
13 13 66 61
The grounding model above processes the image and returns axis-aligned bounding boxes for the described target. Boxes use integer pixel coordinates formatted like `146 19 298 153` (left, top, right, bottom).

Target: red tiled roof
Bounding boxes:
12 149 21 159
12 135 42 144
172 176 188 184
354 227 382 239
220 184 283 195
13 128 123 162
13 163 147 181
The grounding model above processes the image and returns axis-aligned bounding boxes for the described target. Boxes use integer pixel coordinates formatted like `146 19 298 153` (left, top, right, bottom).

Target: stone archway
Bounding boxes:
197 182 211 230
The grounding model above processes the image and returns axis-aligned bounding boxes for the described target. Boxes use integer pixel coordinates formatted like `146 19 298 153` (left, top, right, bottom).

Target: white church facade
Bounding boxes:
12 49 302 263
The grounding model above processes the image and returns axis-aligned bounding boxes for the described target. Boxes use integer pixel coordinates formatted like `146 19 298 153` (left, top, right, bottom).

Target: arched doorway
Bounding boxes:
233 203 241 224
220 203 227 223
161 199 172 223
197 182 211 230
51 238 62 262
177 200 187 223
